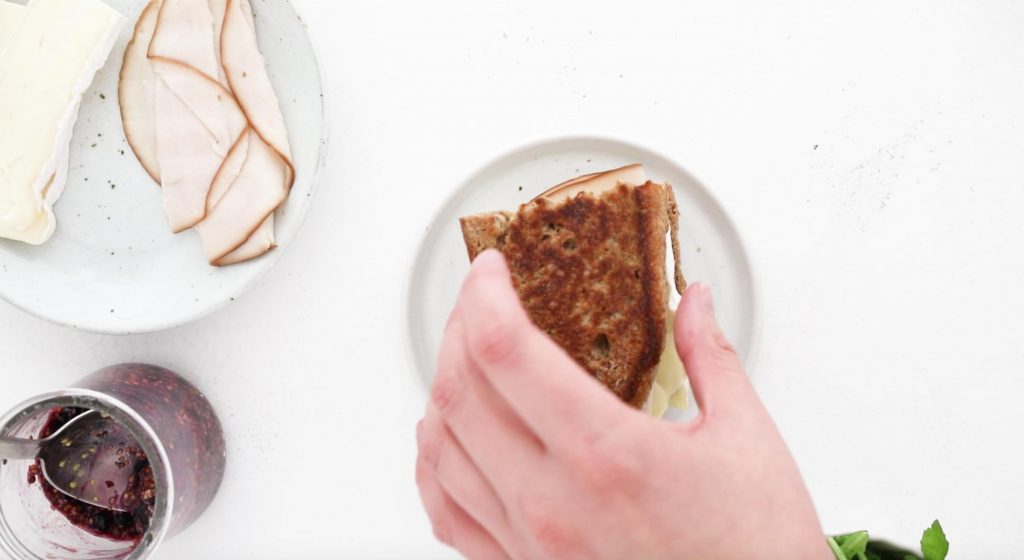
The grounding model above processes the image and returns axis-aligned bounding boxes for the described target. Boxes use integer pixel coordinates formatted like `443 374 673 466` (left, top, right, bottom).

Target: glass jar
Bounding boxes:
0 364 226 560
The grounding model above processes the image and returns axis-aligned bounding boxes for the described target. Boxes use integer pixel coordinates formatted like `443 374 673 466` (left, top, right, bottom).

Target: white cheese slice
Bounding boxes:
646 383 669 419
0 0 125 244
0 1 25 52
643 308 690 417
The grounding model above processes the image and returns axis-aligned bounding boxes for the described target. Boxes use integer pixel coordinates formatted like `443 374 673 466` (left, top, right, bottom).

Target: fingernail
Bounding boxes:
416 420 424 444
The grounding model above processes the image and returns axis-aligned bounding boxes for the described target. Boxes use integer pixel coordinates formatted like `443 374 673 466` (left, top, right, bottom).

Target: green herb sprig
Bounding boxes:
828 520 948 560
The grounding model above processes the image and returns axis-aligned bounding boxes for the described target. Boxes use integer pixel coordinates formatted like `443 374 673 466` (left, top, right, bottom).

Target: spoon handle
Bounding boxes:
0 436 42 461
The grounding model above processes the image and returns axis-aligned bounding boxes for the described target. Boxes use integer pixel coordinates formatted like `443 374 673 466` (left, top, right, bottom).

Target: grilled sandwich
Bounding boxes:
459 164 687 410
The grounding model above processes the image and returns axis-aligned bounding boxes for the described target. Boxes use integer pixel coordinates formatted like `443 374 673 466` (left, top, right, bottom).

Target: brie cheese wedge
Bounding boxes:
0 0 125 245
0 1 25 51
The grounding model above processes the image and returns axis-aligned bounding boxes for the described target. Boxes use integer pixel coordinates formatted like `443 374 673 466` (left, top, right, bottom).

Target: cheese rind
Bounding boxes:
0 0 125 244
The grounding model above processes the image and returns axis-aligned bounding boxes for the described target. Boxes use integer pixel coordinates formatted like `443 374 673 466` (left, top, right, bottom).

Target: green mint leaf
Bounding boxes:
921 520 949 560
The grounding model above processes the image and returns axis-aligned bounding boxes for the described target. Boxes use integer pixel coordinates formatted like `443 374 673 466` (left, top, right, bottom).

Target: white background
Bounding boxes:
3 0 1024 557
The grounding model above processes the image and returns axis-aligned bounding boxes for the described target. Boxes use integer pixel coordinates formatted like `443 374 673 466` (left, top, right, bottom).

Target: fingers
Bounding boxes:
674 282 753 417
421 403 511 540
431 311 543 498
457 250 633 450
415 434 512 560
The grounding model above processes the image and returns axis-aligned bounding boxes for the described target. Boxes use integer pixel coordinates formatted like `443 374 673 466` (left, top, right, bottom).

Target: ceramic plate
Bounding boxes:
0 0 328 334
407 136 760 392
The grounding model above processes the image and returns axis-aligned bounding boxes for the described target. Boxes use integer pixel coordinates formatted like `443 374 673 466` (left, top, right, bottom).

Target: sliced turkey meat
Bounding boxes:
147 0 220 82
194 129 288 264
201 126 276 266
119 0 161 182
216 215 274 266
118 0 295 265
152 60 244 231
221 0 293 179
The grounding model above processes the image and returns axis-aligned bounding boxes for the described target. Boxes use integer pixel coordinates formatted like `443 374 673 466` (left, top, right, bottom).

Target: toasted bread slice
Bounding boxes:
460 179 684 407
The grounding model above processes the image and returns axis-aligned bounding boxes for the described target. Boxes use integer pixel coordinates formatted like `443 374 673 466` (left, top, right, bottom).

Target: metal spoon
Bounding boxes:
0 410 141 512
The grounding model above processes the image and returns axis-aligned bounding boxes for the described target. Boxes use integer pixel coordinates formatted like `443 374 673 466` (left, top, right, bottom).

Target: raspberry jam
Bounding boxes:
0 363 225 558
27 407 155 542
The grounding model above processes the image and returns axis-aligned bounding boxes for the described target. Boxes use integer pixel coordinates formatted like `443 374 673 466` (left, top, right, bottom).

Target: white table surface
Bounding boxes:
3 0 1024 557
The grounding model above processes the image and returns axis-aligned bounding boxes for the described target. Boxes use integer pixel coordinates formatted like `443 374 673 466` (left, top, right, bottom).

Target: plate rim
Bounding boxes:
0 0 331 335
403 134 763 395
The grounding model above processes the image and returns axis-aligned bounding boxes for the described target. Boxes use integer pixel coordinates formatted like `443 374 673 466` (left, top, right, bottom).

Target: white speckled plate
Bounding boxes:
0 0 327 334
406 137 760 391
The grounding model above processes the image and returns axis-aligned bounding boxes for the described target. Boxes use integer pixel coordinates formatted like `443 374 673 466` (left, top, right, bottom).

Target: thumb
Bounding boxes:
674 282 754 418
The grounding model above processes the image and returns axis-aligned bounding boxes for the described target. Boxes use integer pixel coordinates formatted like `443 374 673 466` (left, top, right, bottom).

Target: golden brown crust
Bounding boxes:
459 182 676 407
665 183 685 294
459 211 513 261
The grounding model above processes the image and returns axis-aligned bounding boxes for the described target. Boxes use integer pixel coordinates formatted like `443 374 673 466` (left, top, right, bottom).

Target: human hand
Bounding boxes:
416 250 832 560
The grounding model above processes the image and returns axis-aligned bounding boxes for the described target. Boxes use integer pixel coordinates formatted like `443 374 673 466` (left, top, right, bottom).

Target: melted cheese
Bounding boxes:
644 309 689 418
